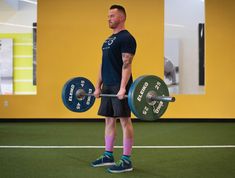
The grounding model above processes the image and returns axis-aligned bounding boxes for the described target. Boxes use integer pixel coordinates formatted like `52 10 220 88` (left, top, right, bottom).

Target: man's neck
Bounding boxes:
113 24 126 34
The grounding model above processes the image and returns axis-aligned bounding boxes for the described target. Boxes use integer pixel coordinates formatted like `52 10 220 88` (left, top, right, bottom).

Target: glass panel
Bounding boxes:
164 0 205 94
0 0 37 95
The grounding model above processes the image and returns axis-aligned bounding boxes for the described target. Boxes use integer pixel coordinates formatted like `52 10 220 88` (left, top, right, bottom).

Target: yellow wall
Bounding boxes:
0 0 235 119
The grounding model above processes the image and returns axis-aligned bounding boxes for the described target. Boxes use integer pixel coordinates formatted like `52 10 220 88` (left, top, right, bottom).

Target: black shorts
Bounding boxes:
98 85 131 118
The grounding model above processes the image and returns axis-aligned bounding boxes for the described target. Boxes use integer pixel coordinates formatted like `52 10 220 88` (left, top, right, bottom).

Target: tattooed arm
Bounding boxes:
117 53 134 99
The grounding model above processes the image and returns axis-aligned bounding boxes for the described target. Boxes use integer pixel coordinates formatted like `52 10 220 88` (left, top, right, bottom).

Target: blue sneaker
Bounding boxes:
107 159 133 173
91 154 115 167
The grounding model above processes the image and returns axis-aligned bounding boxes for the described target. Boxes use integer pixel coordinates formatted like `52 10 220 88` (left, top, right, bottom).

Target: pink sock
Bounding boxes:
105 135 115 152
123 138 133 156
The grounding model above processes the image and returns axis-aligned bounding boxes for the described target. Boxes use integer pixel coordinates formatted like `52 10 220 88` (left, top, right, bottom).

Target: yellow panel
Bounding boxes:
14 45 33 56
14 57 33 67
14 70 33 79
14 82 36 92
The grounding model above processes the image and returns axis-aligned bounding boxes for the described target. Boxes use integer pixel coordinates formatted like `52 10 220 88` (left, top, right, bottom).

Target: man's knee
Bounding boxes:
120 117 132 128
105 118 116 128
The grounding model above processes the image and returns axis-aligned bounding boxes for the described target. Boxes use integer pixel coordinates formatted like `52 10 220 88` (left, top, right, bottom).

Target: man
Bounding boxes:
91 5 137 173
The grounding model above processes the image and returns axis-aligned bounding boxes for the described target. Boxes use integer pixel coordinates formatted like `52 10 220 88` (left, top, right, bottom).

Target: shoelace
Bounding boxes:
96 154 104 160
97 154 110 161
116 159 124 167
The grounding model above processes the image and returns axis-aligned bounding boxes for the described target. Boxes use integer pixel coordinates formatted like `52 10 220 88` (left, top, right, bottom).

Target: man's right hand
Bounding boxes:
93 88 101 98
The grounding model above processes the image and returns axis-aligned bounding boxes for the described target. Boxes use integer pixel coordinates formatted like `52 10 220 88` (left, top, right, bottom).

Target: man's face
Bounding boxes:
108 9 123 29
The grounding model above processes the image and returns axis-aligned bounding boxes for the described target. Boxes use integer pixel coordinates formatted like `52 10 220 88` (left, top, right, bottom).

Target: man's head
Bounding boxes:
108 5 126 29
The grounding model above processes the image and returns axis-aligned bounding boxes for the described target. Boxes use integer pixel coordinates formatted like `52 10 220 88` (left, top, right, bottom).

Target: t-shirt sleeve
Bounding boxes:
121 35 137 55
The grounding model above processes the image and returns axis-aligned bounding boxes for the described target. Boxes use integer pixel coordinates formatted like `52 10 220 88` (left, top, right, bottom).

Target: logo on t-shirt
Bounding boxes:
103 37 116 50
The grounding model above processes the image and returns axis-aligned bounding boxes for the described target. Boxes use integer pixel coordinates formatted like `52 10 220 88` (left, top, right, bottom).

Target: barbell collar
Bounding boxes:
150 95 176 102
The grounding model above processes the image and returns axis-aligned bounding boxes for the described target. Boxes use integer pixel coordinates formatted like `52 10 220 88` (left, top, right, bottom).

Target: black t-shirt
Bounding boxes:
101 30 137 87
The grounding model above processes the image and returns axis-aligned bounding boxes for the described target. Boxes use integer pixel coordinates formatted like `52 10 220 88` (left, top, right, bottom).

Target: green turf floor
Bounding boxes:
0 121 235 178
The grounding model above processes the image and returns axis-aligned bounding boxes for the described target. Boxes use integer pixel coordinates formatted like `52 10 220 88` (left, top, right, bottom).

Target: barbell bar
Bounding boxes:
76 90 175 102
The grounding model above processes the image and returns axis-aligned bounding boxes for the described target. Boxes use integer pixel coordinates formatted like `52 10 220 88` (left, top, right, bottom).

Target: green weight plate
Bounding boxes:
128 75 169 121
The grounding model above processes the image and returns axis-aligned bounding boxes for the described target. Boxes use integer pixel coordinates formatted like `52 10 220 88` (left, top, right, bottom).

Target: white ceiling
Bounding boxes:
0 0 37 32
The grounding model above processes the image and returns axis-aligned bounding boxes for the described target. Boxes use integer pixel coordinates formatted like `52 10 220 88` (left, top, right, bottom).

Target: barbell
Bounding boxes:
62 75 175 121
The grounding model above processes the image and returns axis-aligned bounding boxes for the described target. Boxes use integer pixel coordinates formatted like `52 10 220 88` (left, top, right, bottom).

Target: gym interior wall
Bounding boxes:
0 0 235 119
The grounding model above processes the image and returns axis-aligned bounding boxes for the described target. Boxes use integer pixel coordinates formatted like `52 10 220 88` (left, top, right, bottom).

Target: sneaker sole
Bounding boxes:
91 162 115 167
107 168 133 173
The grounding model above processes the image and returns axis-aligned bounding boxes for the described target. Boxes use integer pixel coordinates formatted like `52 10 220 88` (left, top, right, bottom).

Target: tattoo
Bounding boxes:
122 53 134 69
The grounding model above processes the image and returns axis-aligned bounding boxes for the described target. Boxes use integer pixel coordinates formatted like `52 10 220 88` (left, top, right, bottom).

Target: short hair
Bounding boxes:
110 5 126 18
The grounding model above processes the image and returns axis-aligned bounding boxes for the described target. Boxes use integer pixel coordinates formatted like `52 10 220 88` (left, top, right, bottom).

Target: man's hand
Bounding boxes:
117 88 126 100
93 88 101 98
